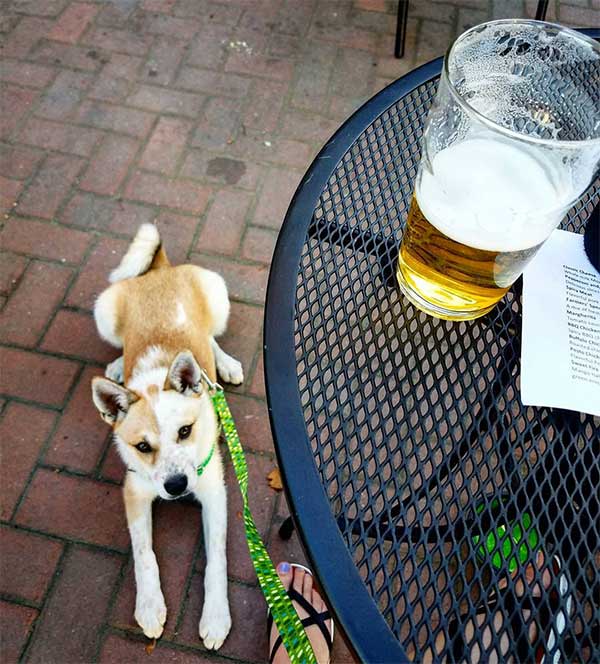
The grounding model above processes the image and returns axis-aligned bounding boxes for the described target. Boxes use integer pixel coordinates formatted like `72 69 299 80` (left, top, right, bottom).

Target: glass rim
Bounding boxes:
443 19 600 149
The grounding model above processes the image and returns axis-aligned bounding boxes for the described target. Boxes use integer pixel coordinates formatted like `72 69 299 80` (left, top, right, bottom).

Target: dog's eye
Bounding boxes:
135 441 152 453
178 424 192 440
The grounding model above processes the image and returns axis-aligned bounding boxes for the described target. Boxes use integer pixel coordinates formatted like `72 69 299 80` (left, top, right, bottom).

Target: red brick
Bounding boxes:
96 3 135 26
0 252 28 296
0 144 43 180
112 500 201 635
185 24 231 70
0 59 56 88
32 40 102 71
153 211 199 264
76 100 155 138
0 403 57 520
175 0 241 23
179 575 268 661
99 441 125 483
0 218 92 263
0 526 63 604
0 176 22 215
226 394 273 453
0 85 39 139
225 52 294 81
175 68 250 98
241 226 278 264
309 22 378 52
48 2 99 43
61 193 154 232
138 13 201 40
41 308 115 362
16 469 129 550
243 79 287 132
223 452 277 584
197 190 252 255
141 0 177 11
254 167 302 229
35 70 94 120
217 301 263 386
80 134 139 195
1 16 53 58
82 26 153 56
142 35 185 86
0 601 38 662
101 634 214 663
230 133 312 169
127 84 204 118
65 236 130 310
191 97 239 151
102 52 143 79
124 172 210 214
0 348 79 407
19 117 102 156
45 365 109 473
356 0 387 11
87 72 132 103
26 546 123 664
181 152 263 190
249 351 266 399
139 117 192 175
0 261 73 347
193 254 268 305
12 0 67 17
16 153 85 219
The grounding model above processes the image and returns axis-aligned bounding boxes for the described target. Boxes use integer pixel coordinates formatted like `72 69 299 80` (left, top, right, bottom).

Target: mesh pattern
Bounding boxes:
293 80 599 662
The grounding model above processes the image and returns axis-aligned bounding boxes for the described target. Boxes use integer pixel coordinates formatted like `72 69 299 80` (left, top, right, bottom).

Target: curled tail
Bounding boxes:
109 223 169 283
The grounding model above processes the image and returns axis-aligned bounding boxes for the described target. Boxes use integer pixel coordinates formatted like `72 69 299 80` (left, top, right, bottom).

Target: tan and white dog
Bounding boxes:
91 224 243 650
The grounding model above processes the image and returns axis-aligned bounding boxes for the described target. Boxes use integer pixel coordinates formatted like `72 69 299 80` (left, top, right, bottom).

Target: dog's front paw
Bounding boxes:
135 590 167 639
216 354 244 385
199 600 231 650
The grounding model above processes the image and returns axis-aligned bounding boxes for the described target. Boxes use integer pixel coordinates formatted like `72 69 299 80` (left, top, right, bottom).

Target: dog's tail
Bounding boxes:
109 223 170 283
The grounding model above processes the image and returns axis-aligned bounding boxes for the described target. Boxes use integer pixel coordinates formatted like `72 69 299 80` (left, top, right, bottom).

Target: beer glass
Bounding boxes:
396 20 600 320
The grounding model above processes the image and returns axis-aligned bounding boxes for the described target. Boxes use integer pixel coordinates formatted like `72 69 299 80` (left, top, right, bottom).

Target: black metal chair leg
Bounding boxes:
279 516 295 540
395 1 409 59
535 0 549 20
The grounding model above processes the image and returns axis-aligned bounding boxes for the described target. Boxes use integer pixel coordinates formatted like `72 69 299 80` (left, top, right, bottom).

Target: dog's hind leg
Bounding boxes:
105 355 124 384
210 338 244 385
94 285 123 349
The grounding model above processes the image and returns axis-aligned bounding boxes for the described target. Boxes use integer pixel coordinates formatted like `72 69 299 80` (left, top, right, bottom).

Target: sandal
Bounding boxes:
267 563 334 664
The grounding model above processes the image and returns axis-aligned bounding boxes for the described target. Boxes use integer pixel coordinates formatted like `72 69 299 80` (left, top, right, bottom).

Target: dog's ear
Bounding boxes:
92 377 138 424
167 351 203 396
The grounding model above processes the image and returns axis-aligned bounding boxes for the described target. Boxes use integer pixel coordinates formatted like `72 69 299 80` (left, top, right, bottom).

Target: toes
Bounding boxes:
303 569 313 599
292 566 305 596
276 561 293 591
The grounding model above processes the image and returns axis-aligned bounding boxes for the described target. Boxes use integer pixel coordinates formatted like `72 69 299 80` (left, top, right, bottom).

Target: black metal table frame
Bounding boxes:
264 30 599 663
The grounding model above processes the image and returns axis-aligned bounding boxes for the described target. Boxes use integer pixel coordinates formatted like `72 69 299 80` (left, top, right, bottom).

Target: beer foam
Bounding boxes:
416 137 572 252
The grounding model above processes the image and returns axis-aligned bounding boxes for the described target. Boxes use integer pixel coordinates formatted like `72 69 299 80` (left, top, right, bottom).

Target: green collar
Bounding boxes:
196 441 215 477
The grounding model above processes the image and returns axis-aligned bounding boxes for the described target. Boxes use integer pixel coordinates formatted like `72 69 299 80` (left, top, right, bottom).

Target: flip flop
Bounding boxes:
267 563 334 664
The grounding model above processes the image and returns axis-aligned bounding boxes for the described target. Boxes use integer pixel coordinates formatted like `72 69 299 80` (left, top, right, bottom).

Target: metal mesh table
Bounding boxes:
264 53 599 663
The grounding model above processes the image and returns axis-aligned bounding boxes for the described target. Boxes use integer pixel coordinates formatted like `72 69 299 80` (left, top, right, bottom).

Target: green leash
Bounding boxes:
200 373 317 664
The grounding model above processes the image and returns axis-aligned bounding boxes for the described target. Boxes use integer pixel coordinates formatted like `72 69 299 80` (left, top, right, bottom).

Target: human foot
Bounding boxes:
269 562 333 664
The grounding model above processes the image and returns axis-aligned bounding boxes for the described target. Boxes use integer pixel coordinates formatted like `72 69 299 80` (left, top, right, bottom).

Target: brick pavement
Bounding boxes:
0 0 598 662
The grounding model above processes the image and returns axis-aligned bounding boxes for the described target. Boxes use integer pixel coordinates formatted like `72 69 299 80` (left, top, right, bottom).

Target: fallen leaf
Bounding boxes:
267 468 283 491
145 638 156 655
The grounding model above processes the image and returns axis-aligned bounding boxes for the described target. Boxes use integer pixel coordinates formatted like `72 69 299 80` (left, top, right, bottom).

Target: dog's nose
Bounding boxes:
164 474 188 496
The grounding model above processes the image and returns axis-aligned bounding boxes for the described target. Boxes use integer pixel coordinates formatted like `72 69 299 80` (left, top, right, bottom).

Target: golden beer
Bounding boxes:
396 137 569 320
397 195 543 319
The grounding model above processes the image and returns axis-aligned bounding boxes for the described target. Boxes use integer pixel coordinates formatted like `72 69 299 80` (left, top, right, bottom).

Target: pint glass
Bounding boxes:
396 20 600 320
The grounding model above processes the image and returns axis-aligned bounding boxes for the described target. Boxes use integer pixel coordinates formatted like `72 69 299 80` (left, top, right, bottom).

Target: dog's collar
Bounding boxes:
197 441 215 477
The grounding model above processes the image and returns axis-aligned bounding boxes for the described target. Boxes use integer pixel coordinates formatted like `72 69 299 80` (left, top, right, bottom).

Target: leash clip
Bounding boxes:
199 368 223 395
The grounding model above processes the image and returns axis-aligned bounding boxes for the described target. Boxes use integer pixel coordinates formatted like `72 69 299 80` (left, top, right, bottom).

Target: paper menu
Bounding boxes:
521 229 600 417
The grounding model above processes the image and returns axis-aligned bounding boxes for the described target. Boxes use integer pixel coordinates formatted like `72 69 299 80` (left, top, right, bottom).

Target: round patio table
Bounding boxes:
264 50 600 663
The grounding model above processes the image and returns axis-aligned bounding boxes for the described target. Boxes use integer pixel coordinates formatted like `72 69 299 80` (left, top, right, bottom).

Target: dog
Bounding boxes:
91 223 243 650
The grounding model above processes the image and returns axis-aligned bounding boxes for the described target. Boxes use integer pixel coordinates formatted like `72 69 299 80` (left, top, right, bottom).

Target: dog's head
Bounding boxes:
92 351 218 500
